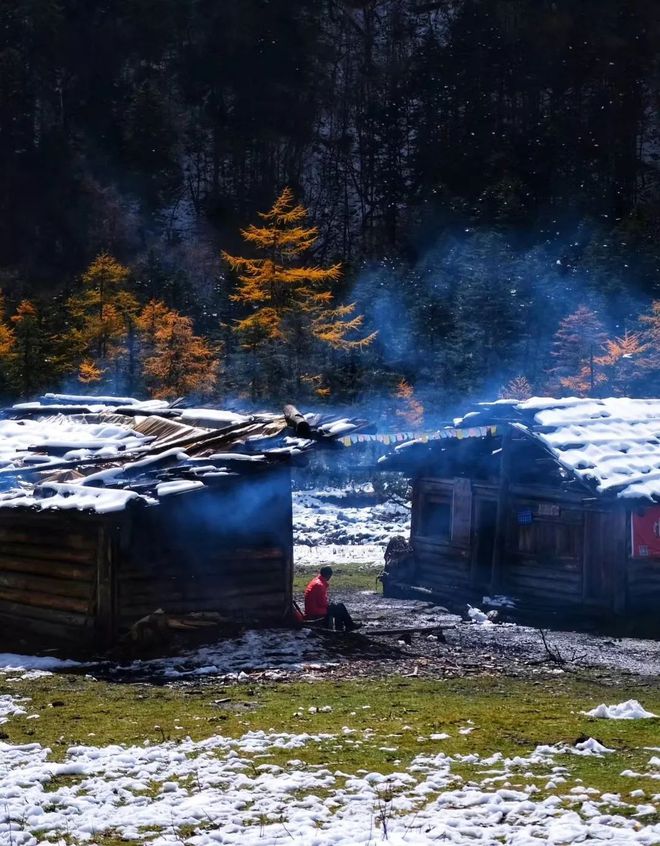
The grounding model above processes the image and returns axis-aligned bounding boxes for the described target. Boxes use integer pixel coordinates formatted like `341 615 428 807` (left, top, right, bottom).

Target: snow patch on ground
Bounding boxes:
295 543 386 568
0 694 29 724
0 631 339 683
292 487 409 548
0 653 84 674
467 606 494 626
2 730 659 846
112 628 337 680
583 700 658 720
482 595 516 609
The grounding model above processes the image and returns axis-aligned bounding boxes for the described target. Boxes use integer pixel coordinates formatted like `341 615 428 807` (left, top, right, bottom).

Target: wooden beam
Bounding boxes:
490 430 511 592
95 524 116 648
283 404 312 438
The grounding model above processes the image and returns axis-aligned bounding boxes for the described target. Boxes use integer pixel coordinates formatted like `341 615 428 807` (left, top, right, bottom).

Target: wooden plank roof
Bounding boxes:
0 394 371 513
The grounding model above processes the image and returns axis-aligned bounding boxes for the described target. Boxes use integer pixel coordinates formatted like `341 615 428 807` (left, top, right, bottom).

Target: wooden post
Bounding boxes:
612 507 628 615
490 429 512 592
282 468 294 617
95 521 116 648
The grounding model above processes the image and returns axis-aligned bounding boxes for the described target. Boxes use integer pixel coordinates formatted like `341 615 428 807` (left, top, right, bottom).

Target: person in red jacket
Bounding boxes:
303 566 362 631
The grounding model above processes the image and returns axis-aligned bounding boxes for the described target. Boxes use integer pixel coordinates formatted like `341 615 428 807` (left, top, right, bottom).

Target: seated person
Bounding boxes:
304 566 362 632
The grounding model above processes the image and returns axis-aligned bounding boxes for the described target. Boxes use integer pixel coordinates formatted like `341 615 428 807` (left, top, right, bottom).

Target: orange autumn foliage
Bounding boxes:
222 188 376 353
66 254 139 382
141 307 218 400
595 330 649 395
78 359 104 384
394 378 424 428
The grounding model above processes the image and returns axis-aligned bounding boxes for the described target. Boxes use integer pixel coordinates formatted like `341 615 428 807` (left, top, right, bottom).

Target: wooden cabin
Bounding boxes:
0 394 367 649
0 472 293 648
380 398 660 631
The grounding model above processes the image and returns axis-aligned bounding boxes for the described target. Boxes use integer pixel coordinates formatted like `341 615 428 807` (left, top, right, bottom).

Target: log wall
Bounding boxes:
0 510 103 645
404 476 629 616
398 451 659 627
627 559 660 612
408 478 472 597
500 494 586 609
116 471 293 631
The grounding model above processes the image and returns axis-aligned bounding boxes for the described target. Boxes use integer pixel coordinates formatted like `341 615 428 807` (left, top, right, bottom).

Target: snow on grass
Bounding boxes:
292 488 409 548
583 700 658 720
573 738 615 756
295 542 386 569
0 694 29 724
2 729 658 846
0 631 339 684
0 653 85 676
1 672 658 844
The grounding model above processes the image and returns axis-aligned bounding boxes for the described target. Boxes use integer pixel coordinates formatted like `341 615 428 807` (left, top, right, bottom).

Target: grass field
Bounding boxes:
2 586 659 844
293 562 381 595
3 670 659 818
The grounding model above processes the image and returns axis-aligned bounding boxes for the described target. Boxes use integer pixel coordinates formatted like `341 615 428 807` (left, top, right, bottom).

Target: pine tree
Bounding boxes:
549 306 608 396
500 375 533 400
0 294 15 358
639 301 660 365
141 308 218 400
10 300 46 397
0 293 16 395
222 187 375 399
136 300 172 349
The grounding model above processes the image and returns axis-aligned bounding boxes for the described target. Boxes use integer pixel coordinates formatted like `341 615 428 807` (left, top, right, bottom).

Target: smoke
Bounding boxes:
146 470 292 580
347 220 658 423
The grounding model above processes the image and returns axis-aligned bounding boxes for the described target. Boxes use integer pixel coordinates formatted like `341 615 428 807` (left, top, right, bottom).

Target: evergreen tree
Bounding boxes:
0 293 16 395
637 300 660 392
10 299 46 397
500 375 533 401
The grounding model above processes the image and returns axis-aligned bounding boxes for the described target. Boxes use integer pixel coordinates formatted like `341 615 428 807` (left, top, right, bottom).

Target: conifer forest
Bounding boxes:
2 1 660 419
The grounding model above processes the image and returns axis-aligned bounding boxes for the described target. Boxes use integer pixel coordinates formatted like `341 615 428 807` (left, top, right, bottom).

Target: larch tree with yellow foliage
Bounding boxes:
222 187 375 399
595 331 649 395
549 306 607 396
66 253 139 385
638 300 660 391
141 306 218 400
394 378 424 428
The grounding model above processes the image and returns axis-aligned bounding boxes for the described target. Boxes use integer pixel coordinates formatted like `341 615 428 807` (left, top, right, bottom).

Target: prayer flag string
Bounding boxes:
339 425 498 447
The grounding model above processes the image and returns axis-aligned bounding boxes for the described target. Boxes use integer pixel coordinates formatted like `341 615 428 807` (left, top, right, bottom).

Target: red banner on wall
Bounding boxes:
631 506 660 558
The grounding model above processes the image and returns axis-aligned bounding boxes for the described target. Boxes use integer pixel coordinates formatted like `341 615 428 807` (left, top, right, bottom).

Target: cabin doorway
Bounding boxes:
472 499 498 589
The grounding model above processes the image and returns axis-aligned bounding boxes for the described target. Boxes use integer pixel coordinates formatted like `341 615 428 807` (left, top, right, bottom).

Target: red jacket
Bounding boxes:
304 575 329 619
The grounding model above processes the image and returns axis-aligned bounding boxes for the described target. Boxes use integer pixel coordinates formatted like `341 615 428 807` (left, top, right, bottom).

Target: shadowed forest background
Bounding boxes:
2 0 660 422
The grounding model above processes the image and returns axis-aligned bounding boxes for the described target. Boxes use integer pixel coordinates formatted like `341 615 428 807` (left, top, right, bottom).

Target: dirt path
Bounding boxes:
326 586 660 683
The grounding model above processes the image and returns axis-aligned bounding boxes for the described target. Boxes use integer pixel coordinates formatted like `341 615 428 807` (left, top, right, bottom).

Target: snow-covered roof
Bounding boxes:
0 394 370 514
469 397 660 501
